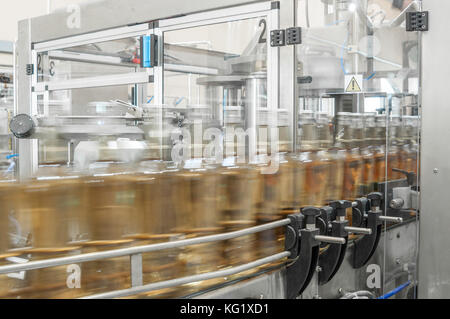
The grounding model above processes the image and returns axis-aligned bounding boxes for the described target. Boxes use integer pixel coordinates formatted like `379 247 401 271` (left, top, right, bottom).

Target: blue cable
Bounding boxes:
175 97 185 106
378 281 411 299
6 154 18 160
365 72 376 81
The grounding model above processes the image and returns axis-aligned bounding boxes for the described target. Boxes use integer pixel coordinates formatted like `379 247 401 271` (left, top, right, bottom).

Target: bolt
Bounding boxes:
395 258 401 265
316 266 322 272
434 168 439 174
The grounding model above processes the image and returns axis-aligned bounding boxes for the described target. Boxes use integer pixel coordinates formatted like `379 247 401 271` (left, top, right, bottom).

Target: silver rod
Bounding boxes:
130 254 143 288
379 216 403 223
82 251 291 299
0 219 291 274
315 235 346 245
345 226 372 235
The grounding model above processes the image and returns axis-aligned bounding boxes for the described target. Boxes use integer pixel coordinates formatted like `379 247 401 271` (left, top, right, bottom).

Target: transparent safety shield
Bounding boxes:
296 0 421 299
31 27 157 171
160 14 279 162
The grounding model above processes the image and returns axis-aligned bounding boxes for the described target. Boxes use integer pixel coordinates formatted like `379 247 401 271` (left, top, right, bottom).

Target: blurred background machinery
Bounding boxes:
0 0 432 299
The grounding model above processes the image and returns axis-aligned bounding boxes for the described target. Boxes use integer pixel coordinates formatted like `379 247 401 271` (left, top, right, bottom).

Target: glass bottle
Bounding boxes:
81 172 137 296
170 162 226 293
218 160 260 276
21 176 87 299
341 113 365 200
0 181 27 298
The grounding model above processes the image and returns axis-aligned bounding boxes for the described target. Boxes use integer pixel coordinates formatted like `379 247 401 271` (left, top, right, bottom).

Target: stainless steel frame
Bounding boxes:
418 0 450 299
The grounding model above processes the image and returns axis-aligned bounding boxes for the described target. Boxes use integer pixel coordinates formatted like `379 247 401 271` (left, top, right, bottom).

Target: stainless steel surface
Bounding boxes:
194 269 287 299
307 221 418 299
16 19 37 180
419 0 450 299
193 222 417 299
345 226 372 235
130 253 143 288
82 252 291 299
0 218 291 274
315 235 346 245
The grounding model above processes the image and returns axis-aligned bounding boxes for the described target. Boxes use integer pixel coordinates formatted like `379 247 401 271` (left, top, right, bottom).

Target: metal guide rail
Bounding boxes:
0 195 404 299
0 218 293 299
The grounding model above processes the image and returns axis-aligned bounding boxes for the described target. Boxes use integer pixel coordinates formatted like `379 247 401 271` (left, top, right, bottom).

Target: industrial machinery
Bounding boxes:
0 0 427 299
0 41 15 179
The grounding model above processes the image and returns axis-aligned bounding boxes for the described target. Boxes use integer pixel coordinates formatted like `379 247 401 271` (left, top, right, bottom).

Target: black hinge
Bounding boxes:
406 11 429 32
270 29 285 47
286 27 302 45
26 64 34 75
270 27 302 47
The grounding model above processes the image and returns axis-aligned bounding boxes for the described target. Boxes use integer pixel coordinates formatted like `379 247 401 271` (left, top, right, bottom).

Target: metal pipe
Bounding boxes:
315 235 346 245
82 251 291 299
379 216 403 223
0 218 291 274
345 226 372 235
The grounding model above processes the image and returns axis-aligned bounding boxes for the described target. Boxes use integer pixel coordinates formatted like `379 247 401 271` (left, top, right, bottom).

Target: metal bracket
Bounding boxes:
352 210 382 269
406 11 429 32
286 27 302 45
270 27 302 47
270 29 285 47
352 198 368 227
318 220 349 285
285 212 321 298
26 64 34 76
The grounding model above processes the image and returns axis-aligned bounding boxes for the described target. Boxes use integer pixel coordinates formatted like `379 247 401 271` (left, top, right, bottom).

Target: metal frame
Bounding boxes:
16 1 281 178
418 0 450 299
158 2 280 159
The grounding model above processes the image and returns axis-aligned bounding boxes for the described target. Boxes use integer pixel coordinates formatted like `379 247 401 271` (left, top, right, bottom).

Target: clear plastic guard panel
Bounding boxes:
296 0 421 298
36 36 144 83
162 16 270 160
34 82 159 166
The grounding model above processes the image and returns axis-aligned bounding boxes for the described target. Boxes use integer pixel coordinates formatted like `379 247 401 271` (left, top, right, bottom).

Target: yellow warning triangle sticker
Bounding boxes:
346 76 362 93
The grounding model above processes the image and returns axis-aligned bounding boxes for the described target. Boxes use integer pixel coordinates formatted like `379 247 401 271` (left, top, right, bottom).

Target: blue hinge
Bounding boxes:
140 35 157 68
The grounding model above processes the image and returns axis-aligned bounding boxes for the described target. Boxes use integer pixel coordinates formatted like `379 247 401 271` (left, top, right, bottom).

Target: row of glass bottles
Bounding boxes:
0 110 419 298
297 110 419 206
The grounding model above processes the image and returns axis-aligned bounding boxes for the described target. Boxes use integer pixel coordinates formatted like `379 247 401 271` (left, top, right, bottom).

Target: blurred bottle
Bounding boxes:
81 172 137 295
19 176 87 298
0 181 29 298
296 111 332 207
361 113 377 193
126 162 185 298
218 161 259 276
253 156 286 269
387 115 402 180
170 162 226 293
338 113 364 200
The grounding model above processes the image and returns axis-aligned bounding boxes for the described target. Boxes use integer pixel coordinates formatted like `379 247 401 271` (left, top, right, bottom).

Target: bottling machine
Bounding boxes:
0 0 434 299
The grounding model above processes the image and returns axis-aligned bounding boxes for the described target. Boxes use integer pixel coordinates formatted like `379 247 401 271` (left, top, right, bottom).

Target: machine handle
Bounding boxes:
345 226 372 235
315 235 346 245
378 216 403 223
